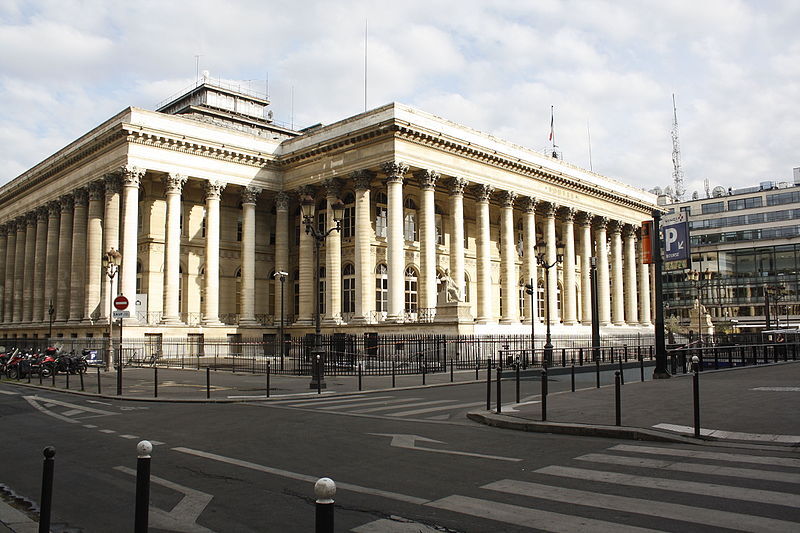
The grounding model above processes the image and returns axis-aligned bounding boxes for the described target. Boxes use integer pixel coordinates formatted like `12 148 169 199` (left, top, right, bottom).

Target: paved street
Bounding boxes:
1 363 799 532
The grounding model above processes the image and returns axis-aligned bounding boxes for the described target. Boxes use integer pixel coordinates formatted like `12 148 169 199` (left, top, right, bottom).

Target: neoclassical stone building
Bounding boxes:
0 80 657 341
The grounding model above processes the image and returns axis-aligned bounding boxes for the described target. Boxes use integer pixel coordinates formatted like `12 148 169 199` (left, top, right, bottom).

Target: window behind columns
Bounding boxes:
342 264 355 314
293 269 300 317
136 261 143 295
557 281 562 321
268 270 276 317
519 279 526 315
404 266 418 315
236 215 243 241
375 264 388 313
537 279 545 317
318 267 326 315
316 200 327 234
435 203 444 245
403 198 417 241
375 192 387 238
235 267 241 315
342 193 355 238
201 208 206 238
516 220 524 256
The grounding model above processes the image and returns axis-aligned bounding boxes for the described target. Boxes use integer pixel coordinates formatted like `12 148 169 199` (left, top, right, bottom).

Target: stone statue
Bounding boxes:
442 269 462 303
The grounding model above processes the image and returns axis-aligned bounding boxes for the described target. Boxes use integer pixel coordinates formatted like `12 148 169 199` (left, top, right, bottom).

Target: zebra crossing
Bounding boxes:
356 442 800 532
271 394 486 420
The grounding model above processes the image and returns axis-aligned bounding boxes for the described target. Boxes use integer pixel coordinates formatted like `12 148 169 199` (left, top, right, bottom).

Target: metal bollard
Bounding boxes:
618 360 624 385
615 371 621 426
392 359 396 388
561 348 566 367
39 367 42 385
266 361 271 398
595 358 600 388
206 367 211 399
475 361 479 380
640 356 645 382
97 367 101 394
39 447 55 533
515 361 520 403
314 477 336 533
66 371 69 390
450 359 454 382
117 362 122 396
154 367 158 398
692 355 701 438
134 441 152 533
79 369 84 391
571 364 575 392
541 370 548 421
422 363 427 385
495 366 503 414
53 368 57 386
358 363 362 391
316 356 322 395
486 360 491 411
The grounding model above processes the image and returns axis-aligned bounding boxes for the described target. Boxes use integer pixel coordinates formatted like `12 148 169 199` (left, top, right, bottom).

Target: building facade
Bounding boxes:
0 80 657 341
662 171 800 333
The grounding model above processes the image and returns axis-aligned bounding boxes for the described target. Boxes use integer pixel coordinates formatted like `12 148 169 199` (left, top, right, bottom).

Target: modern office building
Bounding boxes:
0 76 657 341
662 170 800 333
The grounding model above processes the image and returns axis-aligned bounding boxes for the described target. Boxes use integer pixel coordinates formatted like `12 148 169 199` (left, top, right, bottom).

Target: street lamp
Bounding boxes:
102 248 122 371
687 268 712 346
274 270 288 368
536 249 563 367
47 299 55 340
524 278 536 361
764 283 787 330
590 256 600 361
300 194 344 389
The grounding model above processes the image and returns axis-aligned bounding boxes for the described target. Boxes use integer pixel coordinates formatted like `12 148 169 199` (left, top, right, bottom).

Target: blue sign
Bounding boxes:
663 213 689 262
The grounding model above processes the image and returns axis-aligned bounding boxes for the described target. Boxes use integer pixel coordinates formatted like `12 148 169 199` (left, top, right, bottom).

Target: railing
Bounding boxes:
181 312 203 326
219 314 239 325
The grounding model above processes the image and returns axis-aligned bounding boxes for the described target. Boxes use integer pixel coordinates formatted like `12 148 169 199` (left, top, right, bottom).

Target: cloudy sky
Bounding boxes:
1 0 798 196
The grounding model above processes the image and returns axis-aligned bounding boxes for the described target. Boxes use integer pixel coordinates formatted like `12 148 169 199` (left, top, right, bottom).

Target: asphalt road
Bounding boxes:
1 379 799 532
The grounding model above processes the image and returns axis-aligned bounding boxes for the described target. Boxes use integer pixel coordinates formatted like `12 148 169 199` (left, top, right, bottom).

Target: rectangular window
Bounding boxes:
767 191 800 206
375 278 387 312
342 278 355 313
342 206 355 238
188 333 205 356
375 206 387 238
701 201 724 214
728 197 763 210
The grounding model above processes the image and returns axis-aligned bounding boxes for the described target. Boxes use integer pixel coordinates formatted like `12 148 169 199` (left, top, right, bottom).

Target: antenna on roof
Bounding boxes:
671 93 686 202
194 55 202 84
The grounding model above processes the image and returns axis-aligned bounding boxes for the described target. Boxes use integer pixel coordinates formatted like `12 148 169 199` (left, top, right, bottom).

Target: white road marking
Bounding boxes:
99 429 116 434
119 434 138 439
286 395 394 407
86 399 112 405
390 401 485 417
537 465 800 508
115 466 215 533
352 517 453 532
369 433 522 462
349 400 454 414
751 386 800 391
611 444 800 467
324 398 425 412
61 409 83 417
428 495 660 533
485 479 799 532
0 389 18 395
576 453 800 484
83 424 97 428
653 423 800 443
172 447 429 505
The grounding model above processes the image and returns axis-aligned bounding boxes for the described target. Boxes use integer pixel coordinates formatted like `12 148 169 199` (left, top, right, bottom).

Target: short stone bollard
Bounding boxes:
39 446 55 533
135 440 152 533
315 477 336 533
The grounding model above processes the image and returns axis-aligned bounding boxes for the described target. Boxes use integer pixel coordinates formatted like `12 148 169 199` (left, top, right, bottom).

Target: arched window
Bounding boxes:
519 279 527 317
292 269 300 317
404 267 418 313
375 192 387 238
316 199 327 235
236 215 243 242
557 281 563 322
318 266 326 316
342 264 355 313
342 193 355 238
537 279 545 319
375 264 388 312
201 207 207 238
435 204 445 245
403 198 417 241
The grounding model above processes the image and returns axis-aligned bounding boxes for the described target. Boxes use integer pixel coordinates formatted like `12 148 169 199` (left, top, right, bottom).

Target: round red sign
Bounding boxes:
113 295 129 310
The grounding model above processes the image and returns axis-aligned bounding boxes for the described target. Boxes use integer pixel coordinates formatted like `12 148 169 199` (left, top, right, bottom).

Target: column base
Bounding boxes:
562 320 578 326
612 321 626 326
321 315 343 326
639 321 652 327
385 313 405 323
293 317 314 326
201 318 223 326
238 318 260 326
499 317 521 325
160 318 184 326
347 315 369 325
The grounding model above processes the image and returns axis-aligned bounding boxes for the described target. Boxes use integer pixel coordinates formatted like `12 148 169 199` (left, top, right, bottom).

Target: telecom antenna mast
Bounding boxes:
671 94 686 202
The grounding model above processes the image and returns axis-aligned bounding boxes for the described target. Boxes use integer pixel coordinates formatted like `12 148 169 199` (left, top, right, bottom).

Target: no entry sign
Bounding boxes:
114 295 129 310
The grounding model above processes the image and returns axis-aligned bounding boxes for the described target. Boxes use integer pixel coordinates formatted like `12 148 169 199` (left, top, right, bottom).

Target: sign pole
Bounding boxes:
652 210 670 379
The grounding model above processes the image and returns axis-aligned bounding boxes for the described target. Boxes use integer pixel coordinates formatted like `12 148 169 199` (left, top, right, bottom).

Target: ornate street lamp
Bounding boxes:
47 299 55 340
524 278 536 361
300 194 344 389
102 248 122 372
536 249 563 367
274 270 288 368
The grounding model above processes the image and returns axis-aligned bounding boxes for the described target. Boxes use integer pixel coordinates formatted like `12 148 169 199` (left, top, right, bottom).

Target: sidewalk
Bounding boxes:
470 361 800 446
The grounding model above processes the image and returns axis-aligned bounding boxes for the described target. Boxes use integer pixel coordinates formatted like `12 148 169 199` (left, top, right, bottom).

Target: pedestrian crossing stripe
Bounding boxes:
610 443 800 468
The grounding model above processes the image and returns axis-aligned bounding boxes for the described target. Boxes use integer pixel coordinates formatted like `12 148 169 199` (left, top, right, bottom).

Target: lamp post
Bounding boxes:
590 256 600 360
102 248 122 371
47 299 55 340
652 210 670 379
765 284 787 330
524 278 536 360
274 271 288 362
300 195 344 389
536 251 563 367
687 268 712 346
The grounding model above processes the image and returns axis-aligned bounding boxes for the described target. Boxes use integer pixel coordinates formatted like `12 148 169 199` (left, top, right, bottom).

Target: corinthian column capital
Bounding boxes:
449 177 468 195
500 190 517 208
204 180 226 201
47 200 61 217
623 223 637 238
559 206 576 222
414 169 439 190
473 184 494 202
164 173 188 194
539 201 557 218
274 191 290 211
323 178 342 198
608 219 623 234
121 165 145 187
88 181 105 201
577 211 594 227
73 188 89 207
381 161 408 183
521 196 537 213
351 169 375 191
36 206 49 223
241 186 262 204
593 215 608 230
104 170 123 195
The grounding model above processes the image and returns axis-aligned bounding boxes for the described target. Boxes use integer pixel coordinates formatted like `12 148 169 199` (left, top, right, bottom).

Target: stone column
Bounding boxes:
415 170 438 312
161 173 187 324
202 180 225 325
82 182 104 323
560 207 577 325
239 186 260 326
296 187 314 326
609 220 624 326
100 172 122 320
522 197 538 324
594 216 610 326
475 184 494 323
500 191 518 324
352 171 374 323
623 225 638 325
323 179 342 324
382 161 408 322
22 214 37 323
12 218 26 323
68 188 88 323
273 192 290 321
120 167 144 306
43 203 60 322
3 223 16 323
637 229 652 325
449 178 468 304
541 203 558 325
0 225 6 323
33 207 48 323
577 212 593 324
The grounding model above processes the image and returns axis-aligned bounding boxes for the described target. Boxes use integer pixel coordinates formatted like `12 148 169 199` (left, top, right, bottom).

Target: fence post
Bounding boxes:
97 367 101 394
615 371 621 426
624 345 628 362
134 441 152 533
496 366 502 414
266 361 271 398
65 371 69 390
314 477 336 533
541 370 548 421
561 348 566 367
692 355 701 438
116 360 122 396
316 356 322 395
39 447 55 533
475 360 479 380
153 367 158 398
579 347 583 366
206 367 210 399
